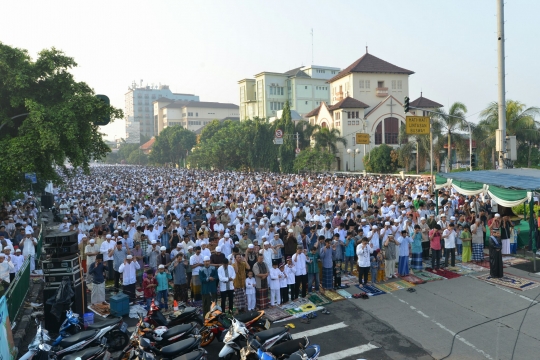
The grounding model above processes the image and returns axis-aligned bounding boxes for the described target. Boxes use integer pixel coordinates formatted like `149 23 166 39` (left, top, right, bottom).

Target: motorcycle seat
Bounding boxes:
288 347 318 360
268 337 308 357
174 349 206 360
160 337 197 357
62 346 103 360
255 327 287 343
235 311 260 324
59 330 98 348
170 307 197 320
161 323 193 340
86 317 121 330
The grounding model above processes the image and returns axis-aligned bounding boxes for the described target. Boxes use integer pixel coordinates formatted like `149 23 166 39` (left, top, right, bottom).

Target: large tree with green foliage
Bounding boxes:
313 127 347 153
0 43 122 198
150 126 197 166
431 102 468 168
293 147 335 172
277 101 296 173
363 144 399 173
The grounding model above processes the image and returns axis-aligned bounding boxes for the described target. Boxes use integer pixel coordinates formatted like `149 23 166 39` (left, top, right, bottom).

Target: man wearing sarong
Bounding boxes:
252 253 269 310
189 246 204 301
319 239 335 291
88 254 108 304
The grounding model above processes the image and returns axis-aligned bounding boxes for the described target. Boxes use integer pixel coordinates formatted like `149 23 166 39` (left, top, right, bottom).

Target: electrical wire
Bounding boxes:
439 289 540 360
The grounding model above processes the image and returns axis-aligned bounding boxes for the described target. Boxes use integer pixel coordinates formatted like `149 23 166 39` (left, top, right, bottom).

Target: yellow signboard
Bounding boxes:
406 116 430 135
355 133 370 144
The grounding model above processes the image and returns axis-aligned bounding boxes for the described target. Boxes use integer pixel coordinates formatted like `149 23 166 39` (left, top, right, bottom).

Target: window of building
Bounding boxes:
365 80 370 89
188 112 193 116
348 121 351 126
384 117 399 144
305 86 308 89
355 111 359 118
196 112 198 117
359 80 364 89
152 95 156 99
356 120 360 125
391 80 396 90
305 101 308 105
397 80 402 90
375 122 383 145
378 81 384 88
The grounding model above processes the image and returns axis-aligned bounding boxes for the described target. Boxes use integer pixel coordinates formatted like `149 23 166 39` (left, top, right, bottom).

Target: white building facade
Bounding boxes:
153 100 239 134
238 65 340 120
305 51 434 171
124 82 199 143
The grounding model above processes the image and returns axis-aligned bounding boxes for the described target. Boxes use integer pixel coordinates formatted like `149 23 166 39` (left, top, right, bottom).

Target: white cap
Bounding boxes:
158 264 165 269
263 241 270 246
160 246 166 251
176 243 182 247
25 230 32 235
394 219 399 223
188 246 193 249
420 217 426 221
224 233 230 238
151 240 157 244
126 255 133 259
0 254 5 258
495 213 501 218
361 219 366 222
280 222 286 226
248 244 254 248
385 221 390 226
372 225 378 229
450 216 456 220
216 246 222 252
262 235 267 239
89 239 95 243
203 256 210 261
106 234 112 239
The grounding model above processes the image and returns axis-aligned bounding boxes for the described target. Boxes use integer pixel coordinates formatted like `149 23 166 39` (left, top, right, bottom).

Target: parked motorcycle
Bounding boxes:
241 336 320 360
200 303 269 347
51 309 128 352
145 299 204 328
219 319 291 360
19 322 111 360
127 336 203 360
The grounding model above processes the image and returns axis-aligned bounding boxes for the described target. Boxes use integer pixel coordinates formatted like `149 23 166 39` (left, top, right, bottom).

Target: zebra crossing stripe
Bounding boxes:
291 322 348 339
318 343 379 360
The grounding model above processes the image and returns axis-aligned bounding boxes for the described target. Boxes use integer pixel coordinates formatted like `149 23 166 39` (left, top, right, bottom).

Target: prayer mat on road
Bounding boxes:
476 273 540 291
400 274 426 285
308 293 332 306
426 268 461 279
264 306 290 322
336 289 353 298
299 302 318 312
324 290 346 302
355 284 386 296
374 280 414 292
449 267 475 275
502 256 530 266
459 263 489 272
415 271 445 282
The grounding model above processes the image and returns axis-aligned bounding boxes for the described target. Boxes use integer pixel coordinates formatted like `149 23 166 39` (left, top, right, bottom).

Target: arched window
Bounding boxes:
321 122 328 128
375 122 382 145
384 117 399 145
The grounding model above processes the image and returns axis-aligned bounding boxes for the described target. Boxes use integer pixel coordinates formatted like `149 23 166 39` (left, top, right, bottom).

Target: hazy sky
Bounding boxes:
2 0 539 140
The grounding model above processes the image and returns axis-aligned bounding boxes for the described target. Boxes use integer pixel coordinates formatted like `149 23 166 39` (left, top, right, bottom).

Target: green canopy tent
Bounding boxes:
435 169 539 261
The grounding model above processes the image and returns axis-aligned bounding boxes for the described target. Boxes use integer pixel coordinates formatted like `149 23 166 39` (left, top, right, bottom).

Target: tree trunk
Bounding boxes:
447 131 452 172
492 147 496 169
528 143 532 167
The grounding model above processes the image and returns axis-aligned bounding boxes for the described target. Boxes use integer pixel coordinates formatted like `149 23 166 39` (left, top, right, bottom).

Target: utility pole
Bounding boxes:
497 0 507 169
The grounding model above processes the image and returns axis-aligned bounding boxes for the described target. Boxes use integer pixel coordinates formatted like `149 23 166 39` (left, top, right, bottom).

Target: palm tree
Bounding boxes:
313 127 347 153
294 120 320 149
432 102 468 171
476 100 540 168
398 120 443 172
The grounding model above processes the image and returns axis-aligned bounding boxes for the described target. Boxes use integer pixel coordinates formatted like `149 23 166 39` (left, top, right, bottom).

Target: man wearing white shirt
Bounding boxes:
291 246 308 299
442 223 457 267
118 255 140 303
218 233 234 258
58 218 71 232
217 258 236 313
100 235 116 280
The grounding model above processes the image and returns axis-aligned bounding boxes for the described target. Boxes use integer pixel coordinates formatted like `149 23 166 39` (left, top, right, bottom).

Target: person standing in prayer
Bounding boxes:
357 237 372 285
397 230 413 276
410 225 423 272
232 253 249 313
460 225 472 263
88 254 108 304
218 258 236 313
200 256 218 316
252 253 269 310
489 232 504 278
245 271 256 311
320 239 335 291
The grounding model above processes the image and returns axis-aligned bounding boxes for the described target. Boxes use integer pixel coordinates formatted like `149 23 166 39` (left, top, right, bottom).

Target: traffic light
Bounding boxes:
404 96 410 113
94 94 111 126
471 153 476 168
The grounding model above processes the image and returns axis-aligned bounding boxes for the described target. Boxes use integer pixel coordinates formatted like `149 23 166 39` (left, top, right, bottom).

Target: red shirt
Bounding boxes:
143 277 157 298
429 229 442 250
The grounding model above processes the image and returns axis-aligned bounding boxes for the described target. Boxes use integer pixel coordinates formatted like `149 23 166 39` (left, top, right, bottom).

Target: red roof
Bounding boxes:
328 97 369 110
305 103 323 117
329 53 414 83
140 137 156 150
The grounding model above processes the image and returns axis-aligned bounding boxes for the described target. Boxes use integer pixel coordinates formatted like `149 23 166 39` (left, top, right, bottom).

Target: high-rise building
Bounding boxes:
124 81 199 143
238 65 340 120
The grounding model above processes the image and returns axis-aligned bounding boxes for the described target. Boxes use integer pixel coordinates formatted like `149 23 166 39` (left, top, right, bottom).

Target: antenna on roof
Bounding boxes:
366 45 368 54
421 91 423 97
311 28 314 65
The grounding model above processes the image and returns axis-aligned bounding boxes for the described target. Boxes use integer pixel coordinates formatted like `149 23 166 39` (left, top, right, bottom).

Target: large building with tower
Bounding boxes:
304 50 441 171
124 81 199 143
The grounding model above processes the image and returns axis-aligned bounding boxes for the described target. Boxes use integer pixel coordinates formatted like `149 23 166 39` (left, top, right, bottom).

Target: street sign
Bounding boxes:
355 133 370 144
275 129 283 138
274 138 284 145
25 173 37 184
405 116 430 135
295 148 301 154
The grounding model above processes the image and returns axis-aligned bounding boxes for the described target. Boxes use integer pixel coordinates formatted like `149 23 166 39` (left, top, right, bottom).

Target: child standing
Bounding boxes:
333 260 342 289
143 269 157 309
376 250 385 283
456 224 463 256
279 263 288 304
245 271 256 311
284 256 296 300
370 254 379 284
269 261 281 306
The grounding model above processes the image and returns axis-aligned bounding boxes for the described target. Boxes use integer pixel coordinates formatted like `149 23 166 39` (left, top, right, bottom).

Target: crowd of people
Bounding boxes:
0 165 515 312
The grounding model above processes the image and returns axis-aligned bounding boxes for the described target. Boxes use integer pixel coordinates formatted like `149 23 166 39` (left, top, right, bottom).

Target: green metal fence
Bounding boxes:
3 223 43 321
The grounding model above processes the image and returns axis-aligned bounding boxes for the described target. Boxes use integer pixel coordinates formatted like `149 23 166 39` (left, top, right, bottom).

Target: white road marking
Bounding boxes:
291 321 348 339
318 343 379 360
386 291 493 359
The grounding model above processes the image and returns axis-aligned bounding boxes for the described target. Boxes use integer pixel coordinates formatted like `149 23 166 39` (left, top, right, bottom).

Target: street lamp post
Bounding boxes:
347 148 361 172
